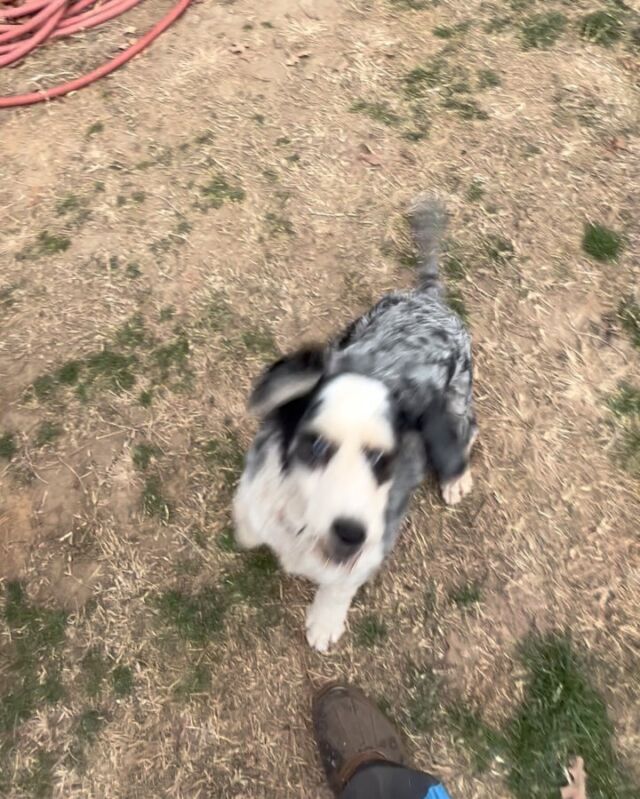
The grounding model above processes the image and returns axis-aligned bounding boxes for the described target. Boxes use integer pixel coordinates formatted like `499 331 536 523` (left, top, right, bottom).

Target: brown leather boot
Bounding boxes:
312 682 408 796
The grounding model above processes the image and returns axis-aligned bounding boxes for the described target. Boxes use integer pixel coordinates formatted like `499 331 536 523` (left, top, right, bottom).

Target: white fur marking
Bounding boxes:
441 467 473 506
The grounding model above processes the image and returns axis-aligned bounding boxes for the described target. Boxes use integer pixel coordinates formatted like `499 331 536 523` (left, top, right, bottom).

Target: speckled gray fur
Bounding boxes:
244 196 476 553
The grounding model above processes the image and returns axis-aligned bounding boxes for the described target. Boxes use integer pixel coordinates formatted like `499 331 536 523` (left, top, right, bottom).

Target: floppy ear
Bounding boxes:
248 345 326 417
420 397 467 481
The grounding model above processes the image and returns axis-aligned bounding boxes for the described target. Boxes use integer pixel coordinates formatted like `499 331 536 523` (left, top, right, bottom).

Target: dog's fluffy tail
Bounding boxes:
408 195 447 293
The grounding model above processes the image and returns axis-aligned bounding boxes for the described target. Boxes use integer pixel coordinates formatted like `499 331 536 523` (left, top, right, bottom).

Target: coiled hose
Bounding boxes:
0 0 192 108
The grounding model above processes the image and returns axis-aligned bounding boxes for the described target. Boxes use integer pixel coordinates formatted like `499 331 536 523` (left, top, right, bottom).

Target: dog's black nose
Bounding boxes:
331 518 366 548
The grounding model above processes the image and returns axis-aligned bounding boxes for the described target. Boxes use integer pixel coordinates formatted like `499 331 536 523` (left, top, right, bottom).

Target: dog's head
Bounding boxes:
249 347 399 565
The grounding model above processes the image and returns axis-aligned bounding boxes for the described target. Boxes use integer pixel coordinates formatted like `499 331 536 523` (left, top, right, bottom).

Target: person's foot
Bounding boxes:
312 682 408 796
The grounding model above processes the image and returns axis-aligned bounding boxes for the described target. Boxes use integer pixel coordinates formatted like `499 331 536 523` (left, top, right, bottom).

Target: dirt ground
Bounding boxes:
1 0 639 797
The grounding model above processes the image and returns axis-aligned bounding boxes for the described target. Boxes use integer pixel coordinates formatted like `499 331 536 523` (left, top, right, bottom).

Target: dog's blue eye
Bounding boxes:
365 448 394 484
297 433 333 466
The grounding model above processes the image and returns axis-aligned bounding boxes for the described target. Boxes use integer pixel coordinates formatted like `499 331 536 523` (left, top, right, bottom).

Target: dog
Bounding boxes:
233 197 477 651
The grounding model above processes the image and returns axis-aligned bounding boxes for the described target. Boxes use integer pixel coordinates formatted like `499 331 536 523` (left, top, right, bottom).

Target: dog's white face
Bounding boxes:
286 374 397 565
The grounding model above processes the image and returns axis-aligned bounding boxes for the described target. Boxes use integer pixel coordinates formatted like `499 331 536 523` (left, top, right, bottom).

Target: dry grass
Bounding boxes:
1 0 640 797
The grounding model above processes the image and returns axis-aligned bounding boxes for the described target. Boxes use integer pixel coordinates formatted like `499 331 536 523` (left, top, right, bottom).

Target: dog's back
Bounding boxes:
329 197 472 426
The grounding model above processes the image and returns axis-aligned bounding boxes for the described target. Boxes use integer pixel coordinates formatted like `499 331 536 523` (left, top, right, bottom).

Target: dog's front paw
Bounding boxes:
441 468 473 506
233 519 261 550
305 603 346 653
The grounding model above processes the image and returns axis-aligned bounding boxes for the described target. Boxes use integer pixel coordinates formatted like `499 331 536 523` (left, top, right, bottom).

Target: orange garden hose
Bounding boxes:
0 0 192 108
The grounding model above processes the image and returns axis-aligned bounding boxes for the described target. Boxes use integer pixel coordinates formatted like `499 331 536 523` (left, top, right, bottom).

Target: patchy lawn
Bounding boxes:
1 0 639 797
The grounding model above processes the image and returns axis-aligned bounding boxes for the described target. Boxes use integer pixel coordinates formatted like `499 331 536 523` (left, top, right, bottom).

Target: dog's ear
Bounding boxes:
420 397 467 481
248 345 326 417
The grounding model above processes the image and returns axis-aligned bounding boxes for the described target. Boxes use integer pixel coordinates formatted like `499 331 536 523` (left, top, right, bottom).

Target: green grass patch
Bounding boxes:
401 104 430 141
0 432 17 460
353 614 388 647
18 230 72 260
0 582 67 734
0 283 17 311
82 349 138 394
57 359 82 385
16 749 55 798
31 350 137 401
442 96 488 121
37 230 71 254
433 21 470 39
174 556 203 577
350 99 402 126
68 708 107 773
607 384 640 476
405 662 442 733
86 121 104 137
55 193 81 216
506 634 636 798
451 633 637 796
199 174 246 209
520 12 567 49
448 703 504 773
580 10 623 46
615 427 640 476
174 664 210 698
159 305 175 323
115 314 148 349
32 374 57 401
217 525 237 553
126 262 142 279
477 68 501 89
75 708 105 743
81 648 111 698
449 581 482 607
195 130 215 144
265 212 294 237
132 441 161 471
111 665 134 697
202 429 244 490
446 286 468 321
224 549 282 627
466 178 486 202
154 550 281 644
202 292 234 333
150 332 190 383
618 296 640 349
155 587 227 644
34 421 62 447
142 475 172 522
443 248 467 281
608 383 640 418
582 223 623 262
485 15 513 34
223 549 280 606
403 61 447 98
390 0 429 8
28 325 195 407
239 324 278 358
138 389 153 407
485 233 515 263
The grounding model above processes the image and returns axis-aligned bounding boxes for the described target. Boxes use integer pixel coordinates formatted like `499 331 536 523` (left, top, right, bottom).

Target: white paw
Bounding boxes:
233 519 261 550
232 498 261 549
441 468 473 506
305 603 346 653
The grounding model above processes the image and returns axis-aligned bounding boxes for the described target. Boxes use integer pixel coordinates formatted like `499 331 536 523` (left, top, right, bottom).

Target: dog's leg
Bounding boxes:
306 582 358 652
232 486 262 549
440 424 477 506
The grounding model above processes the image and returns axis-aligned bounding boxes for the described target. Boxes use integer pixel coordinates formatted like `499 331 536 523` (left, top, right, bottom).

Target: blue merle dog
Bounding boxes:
233 197 477 651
